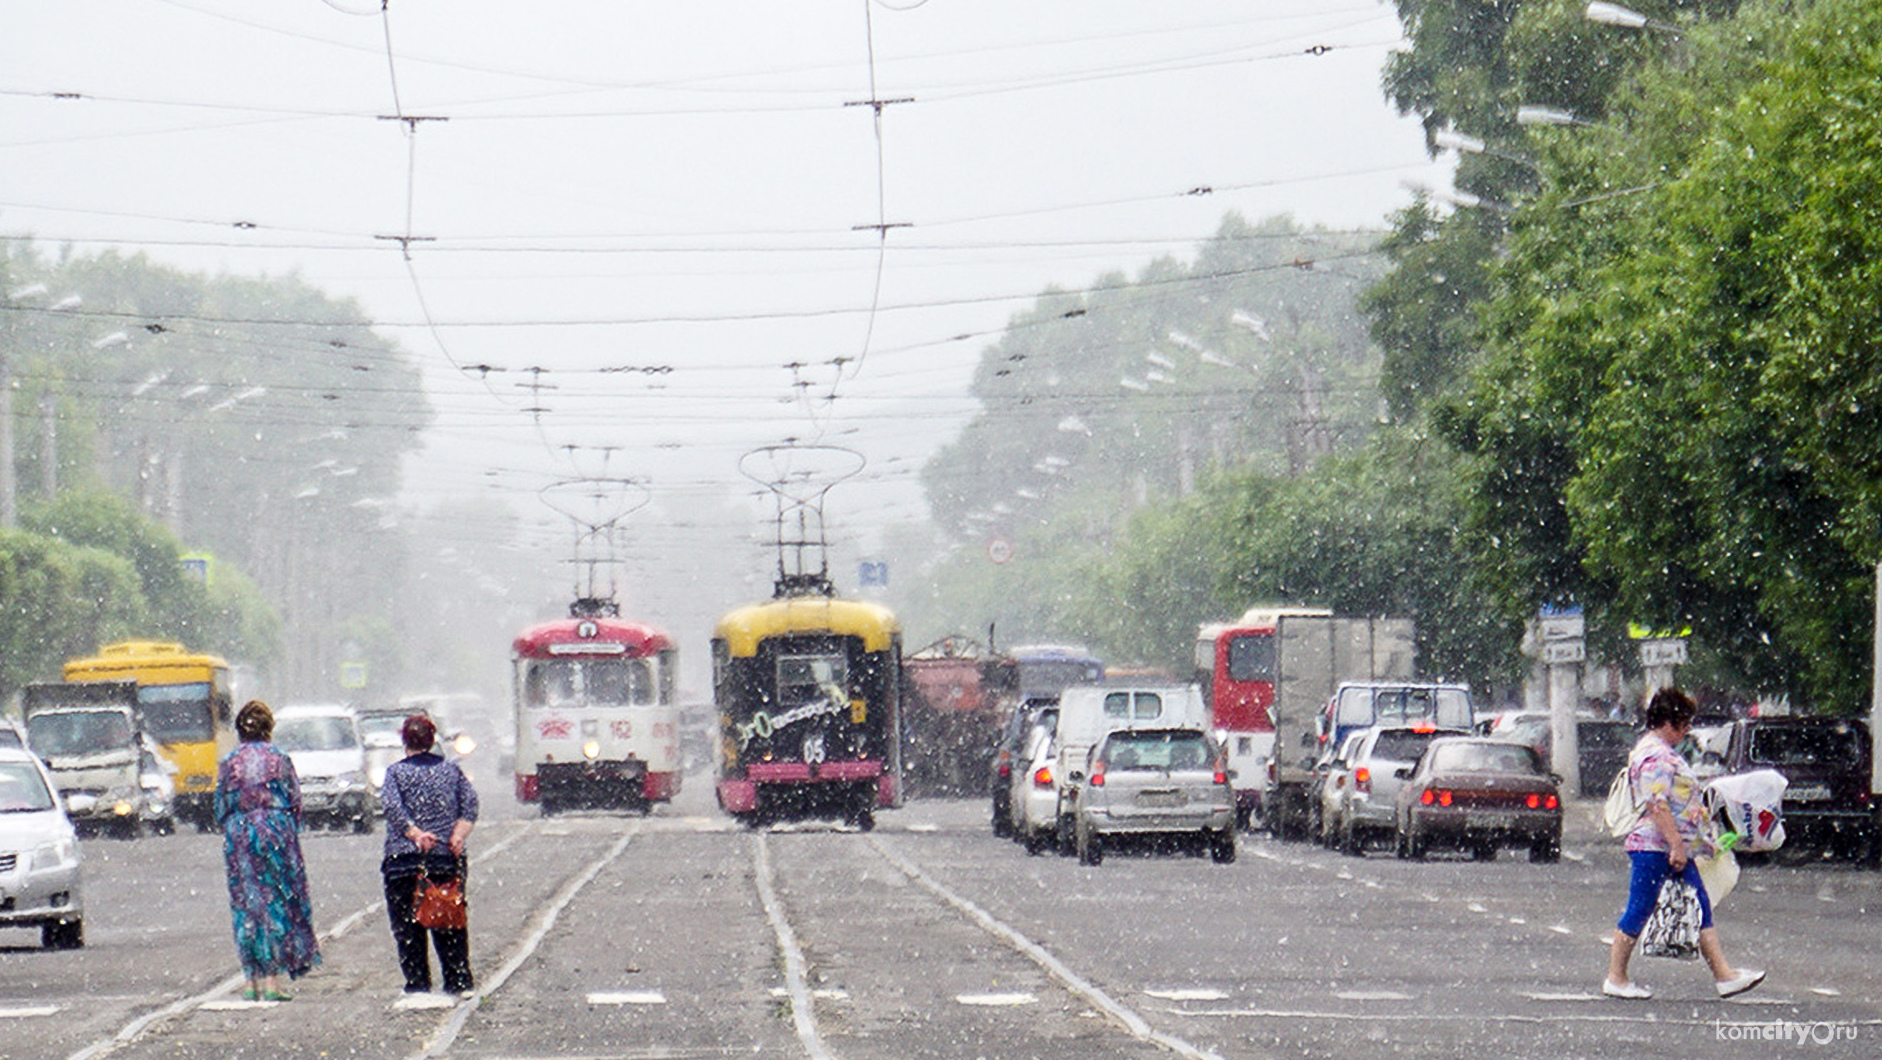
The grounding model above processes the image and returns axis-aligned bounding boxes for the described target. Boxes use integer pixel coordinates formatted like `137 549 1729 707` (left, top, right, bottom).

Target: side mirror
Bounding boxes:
1550 773 1564 785
1700 751 1723 767
65 793 98 816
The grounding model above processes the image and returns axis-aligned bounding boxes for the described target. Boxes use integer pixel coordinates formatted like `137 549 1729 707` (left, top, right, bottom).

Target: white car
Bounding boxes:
272 705 374 833
1010 724 1063 856
0 747 85 948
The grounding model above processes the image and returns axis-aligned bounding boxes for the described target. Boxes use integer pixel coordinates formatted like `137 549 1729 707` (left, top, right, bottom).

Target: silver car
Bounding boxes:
1328 725 1468 855
0 747 85 948
1070 728 1235 866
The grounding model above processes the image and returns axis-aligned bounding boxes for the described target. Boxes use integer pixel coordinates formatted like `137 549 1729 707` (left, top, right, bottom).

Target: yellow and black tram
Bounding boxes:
713 592 902 828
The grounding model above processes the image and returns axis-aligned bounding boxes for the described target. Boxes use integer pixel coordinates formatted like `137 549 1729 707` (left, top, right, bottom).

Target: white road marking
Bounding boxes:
1507 917 1526 925
199 1000 278 1011
586 991 667 1005
1549 925 1574 935
393 994 457 1011
768 987 850 1001
905 823 940 833
0 1005 60 1018
867 835 1225 1060
1521 992 1599 1002
1465 903 1489 914
1811 987 1842 996
1335 991 1414 1001
956 992 1036 1006
754 833 833 1060
1144 989 1230 1002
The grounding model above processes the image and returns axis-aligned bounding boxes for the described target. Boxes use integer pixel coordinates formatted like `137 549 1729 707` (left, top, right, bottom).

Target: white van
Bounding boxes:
1048 684 1210 849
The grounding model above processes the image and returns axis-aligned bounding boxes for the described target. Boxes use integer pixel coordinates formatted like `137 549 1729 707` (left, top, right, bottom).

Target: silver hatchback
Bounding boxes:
1071 728 1235 865
0 748 85 948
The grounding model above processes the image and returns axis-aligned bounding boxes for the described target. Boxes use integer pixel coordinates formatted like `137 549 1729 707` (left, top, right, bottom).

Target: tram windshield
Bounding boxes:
524 657 659 708
776 654 848 709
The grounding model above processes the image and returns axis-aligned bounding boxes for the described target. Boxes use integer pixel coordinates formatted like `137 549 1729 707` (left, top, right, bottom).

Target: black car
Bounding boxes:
1700 716 1874 863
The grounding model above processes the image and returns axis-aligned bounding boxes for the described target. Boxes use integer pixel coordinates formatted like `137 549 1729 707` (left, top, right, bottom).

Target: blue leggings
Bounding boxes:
1618 850 1713 938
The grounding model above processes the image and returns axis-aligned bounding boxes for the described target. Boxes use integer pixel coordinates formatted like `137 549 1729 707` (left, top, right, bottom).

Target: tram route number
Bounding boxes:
735 698 848 749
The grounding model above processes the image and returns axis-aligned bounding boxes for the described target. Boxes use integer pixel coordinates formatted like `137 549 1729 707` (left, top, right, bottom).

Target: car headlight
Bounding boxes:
335 771 365 789
33 837 79 871
453 733 477 756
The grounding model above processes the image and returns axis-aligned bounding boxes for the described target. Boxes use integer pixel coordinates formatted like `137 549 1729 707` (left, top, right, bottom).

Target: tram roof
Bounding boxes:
714 597 900 658
513 617 673 659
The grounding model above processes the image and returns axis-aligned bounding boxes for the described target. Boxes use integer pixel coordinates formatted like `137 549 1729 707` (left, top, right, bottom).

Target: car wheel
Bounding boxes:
42 918 83 950
1211 831 1237 864
1024 826 1047 856
1529 834 1561 863
1339 820 1362 857
1471 841 1498 862
1079 830 1103 866
1407 825 1428 861
352 813 375 835
1055 814 1077 857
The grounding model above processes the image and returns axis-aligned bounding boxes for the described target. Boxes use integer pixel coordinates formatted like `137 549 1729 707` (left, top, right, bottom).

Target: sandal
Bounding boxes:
241 989 259 1002
261 990 293 1002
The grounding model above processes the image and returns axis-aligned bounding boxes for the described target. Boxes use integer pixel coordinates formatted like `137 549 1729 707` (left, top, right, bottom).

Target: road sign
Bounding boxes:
987 537 1013 565
858 560 888 587
1539 614 1585 642
1542 640 1585 665
1639 638 1688 667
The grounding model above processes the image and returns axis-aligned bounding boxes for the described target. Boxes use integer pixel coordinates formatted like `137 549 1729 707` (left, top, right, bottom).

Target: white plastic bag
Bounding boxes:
1696 848 1740 907
1708 769 1788 852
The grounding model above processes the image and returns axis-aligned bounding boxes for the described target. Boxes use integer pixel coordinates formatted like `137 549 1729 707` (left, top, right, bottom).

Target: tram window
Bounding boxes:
524 662 579 708
525 658 657 707
777 654 848 707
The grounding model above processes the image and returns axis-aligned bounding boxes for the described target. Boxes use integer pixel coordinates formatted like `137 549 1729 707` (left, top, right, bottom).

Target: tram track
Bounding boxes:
749 824 1224 1060
59 819 545 1060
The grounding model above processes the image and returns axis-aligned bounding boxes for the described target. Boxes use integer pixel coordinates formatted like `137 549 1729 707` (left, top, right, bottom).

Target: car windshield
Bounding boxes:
1748 724 1863 767
0 761 55 812
1430 742 1542 775
1102 731 1212 772
356 714 407 746
26 710 135 756
274 716 360 752
1372 729 1454 762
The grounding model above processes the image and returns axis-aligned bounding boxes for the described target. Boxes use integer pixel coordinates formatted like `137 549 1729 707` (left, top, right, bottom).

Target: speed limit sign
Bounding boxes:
987 537 1014 565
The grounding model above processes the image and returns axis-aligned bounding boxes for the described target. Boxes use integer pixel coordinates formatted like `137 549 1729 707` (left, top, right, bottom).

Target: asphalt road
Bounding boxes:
3 773 1878 1060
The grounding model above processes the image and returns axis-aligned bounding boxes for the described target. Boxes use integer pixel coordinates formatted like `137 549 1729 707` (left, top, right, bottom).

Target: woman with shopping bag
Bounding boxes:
381 714 479 997
1602 687 1763 1001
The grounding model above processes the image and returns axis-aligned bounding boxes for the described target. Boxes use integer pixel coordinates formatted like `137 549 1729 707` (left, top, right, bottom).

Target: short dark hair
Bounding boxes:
401 713 436 752
1644 687 1698 730
236 700 273 742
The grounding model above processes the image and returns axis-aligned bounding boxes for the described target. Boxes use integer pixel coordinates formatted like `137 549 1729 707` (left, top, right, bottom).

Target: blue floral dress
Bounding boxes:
215 741 321 980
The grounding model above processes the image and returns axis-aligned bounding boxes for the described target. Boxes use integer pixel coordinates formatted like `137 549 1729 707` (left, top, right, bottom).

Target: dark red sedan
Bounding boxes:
1393 737 1562 863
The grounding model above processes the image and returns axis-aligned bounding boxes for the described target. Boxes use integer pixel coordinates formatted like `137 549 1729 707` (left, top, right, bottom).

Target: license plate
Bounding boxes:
1465 812 1502 830
1136 790 1184 808
1788 785 1831 802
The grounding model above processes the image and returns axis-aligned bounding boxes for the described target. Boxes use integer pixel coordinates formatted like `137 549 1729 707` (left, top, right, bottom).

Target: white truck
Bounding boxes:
1261 615 1417 841
1048 683 1210 850
22 680 175 838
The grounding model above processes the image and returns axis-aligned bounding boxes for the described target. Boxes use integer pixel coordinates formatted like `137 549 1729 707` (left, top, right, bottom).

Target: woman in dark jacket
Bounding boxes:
380 713 479 996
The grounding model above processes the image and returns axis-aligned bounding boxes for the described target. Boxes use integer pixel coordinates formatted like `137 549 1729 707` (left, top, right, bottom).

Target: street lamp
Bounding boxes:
1585 2 1681 34
1434 129 1548 183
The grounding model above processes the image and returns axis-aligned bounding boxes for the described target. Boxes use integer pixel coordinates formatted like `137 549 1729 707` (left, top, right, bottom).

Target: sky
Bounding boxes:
0 0 1454 599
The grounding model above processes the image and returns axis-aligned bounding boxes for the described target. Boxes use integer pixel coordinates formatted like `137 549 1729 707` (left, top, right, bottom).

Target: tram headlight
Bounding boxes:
582 739 601 760
453 733 477 756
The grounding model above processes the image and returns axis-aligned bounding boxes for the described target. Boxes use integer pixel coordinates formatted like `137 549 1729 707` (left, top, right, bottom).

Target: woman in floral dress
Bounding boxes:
215 700 321 1000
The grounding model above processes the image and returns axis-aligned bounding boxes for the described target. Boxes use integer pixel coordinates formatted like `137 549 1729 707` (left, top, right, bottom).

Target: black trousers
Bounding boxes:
383 870 472 994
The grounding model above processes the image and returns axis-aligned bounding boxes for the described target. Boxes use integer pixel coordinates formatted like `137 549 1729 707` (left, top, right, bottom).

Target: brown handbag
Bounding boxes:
413 865 467 930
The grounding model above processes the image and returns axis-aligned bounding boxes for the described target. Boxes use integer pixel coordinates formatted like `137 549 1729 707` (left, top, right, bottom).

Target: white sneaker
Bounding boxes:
1716 970 1765 998
1602 978 1652 999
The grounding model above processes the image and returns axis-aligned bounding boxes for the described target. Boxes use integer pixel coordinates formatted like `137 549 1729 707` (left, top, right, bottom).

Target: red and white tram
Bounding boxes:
512 608 680 814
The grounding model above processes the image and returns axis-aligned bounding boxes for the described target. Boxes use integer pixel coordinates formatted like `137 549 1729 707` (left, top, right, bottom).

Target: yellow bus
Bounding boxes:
63 641 234 831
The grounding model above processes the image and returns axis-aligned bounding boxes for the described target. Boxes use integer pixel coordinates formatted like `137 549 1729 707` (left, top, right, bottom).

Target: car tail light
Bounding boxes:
1411 720 1436 733
1439 790 1453 807
1032 766 1054 788
998 763 1011 778
1545 794 1559 810
1214 758 1228 785
1354 766 1371 793
1420 789 1433 806
1089 761 1106 787
1422 789 1452 807
1525 793 1540 809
